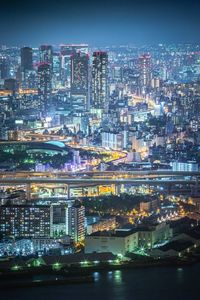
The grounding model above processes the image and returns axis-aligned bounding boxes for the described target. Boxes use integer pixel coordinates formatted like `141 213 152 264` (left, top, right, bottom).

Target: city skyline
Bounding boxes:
0 1 200 297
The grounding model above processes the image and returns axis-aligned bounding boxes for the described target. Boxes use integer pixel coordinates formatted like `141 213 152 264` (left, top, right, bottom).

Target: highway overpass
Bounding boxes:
0 170 199 177
0 177 198 185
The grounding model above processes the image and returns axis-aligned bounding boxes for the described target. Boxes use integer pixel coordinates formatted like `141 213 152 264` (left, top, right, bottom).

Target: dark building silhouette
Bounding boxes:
4 78 19 91
20 47 33 72
0 56 9 79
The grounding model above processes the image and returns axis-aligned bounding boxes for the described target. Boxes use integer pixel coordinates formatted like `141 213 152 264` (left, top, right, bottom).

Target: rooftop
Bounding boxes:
183 225 200 240
159 240 194 252
89 228 138 237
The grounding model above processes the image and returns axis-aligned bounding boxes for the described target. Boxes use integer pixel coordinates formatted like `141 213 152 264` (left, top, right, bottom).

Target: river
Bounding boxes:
2 264 199 300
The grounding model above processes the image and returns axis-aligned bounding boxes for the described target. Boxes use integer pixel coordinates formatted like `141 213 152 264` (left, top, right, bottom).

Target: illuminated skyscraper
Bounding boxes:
139 54 151 90
20 47 34 89
52 52 61 88
39 45 53 67
60 44 88 87
20 47 33 72
66 203 85 243
92 51 108 110
71 52 89 112
39 46 53 109
38 63 52 110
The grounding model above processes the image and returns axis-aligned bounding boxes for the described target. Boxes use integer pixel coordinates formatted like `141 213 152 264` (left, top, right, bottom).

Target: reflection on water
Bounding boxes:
176 267 184 284
104 270 122 284
114 270 122 284
107 271 113 280
95 270 122 284
93 272 100 282
2 264 200 300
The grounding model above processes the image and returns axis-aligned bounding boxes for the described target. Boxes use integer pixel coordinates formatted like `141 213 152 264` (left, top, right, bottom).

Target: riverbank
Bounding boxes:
0 254 199 289
2 263 200 300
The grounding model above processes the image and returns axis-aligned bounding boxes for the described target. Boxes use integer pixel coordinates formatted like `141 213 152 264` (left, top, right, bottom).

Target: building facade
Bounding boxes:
38 62 52 109
139 54 151 91
92 51 108 110
85 229 138 255
71 52 89 112
66 203 85 243
39 45 53 66
21 47 33 72
0 205 52 238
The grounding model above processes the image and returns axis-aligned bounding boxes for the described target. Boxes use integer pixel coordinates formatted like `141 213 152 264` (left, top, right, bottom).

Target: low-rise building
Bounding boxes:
140 199 158 213
171 161 198 172
87 217 116 235
137 222 172 249
169 217 197 236
150 240 194 258
189 196 200 212
85 229 138 255
171 225 200 247
32 237 61 252
101 130 128 150
85 222 172 255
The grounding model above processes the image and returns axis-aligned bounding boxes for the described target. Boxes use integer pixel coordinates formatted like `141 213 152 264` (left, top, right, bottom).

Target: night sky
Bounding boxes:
0 0 200 46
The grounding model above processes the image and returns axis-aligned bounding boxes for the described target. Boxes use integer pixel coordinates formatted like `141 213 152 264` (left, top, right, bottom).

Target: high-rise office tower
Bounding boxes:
52 52 61 88
60 44 88 87
39 45 53 67
0 56 9 79
20 47 33 89
66 203 85 243
71 52 89 112
20 47 33 72
38 63 52 110
92 51 108 110
139 54 151 90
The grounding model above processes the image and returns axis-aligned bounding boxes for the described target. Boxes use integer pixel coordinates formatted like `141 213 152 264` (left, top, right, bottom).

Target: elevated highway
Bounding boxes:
0 177 198 185
0 174 199 199
0 170 199 177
